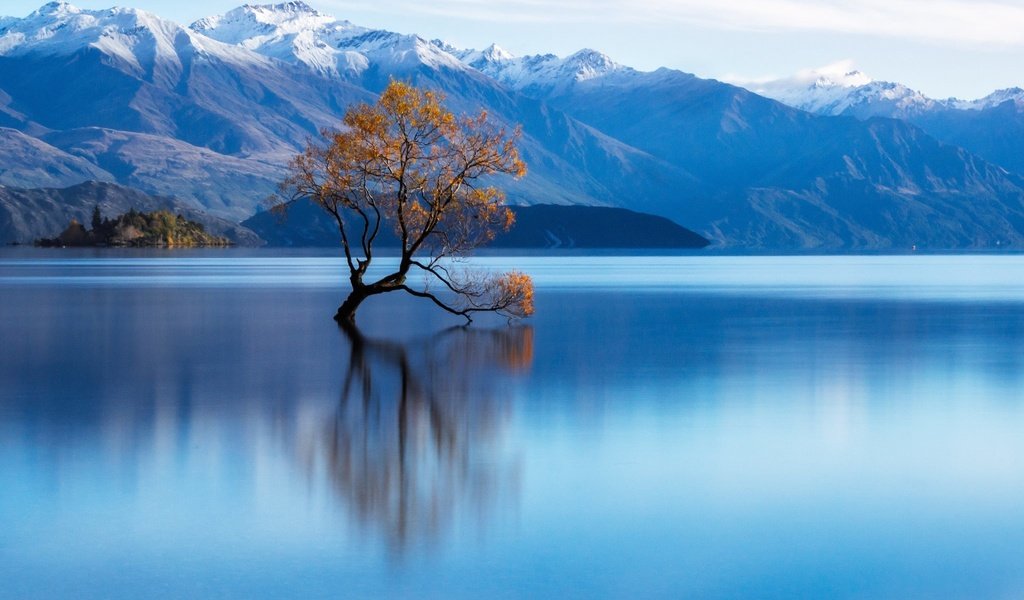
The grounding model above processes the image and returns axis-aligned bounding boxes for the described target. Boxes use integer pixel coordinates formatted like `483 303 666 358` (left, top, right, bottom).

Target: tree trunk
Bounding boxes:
334 288 369 324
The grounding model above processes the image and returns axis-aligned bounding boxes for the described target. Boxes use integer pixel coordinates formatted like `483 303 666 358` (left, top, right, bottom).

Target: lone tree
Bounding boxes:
279 80 534 325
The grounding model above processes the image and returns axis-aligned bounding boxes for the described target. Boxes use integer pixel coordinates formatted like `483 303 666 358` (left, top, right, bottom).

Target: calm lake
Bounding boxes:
3 251 1024 599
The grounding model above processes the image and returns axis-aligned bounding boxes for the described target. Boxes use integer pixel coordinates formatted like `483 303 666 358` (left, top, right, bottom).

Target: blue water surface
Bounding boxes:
2 249 1024 599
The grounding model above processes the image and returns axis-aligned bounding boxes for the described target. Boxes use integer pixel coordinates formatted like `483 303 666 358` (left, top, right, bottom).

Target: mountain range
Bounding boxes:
1 1 1024 249
738 62 1024 175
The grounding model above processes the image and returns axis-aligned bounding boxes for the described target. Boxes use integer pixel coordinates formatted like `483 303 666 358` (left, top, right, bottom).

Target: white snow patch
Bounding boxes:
0 1 266 73
954 88 1024 111
193 2 469 77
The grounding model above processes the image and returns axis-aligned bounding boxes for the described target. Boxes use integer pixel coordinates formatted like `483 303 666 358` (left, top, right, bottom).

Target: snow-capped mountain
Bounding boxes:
444 43 628 94
192 1 466 78
185 2 701 218
3 2 1024 248
0 2 706 227
447 42 514 70
730 62 1024 174
743 60 872 110
191 4 631 96
0 1 264 82
191 1 343 43
736 61 1024 119
191 1 367 77
0 1 373 217
734 61 941 119
954 88 1024 111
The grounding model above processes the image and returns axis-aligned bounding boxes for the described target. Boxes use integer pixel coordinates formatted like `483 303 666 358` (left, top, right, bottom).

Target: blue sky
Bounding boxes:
5 0 1024 99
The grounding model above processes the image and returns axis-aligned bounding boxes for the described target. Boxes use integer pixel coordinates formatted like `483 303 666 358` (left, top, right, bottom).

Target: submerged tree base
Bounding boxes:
334 286 374 325
331 269 534 326
334 304 358 325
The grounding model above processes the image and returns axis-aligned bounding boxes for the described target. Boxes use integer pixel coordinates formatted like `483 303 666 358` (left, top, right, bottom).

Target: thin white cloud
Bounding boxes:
721 59 871 88
720 59 880 107
321 0 1024 47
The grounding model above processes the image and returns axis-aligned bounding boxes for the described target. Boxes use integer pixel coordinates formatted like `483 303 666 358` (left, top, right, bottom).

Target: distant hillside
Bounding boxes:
492 205 709 248
739 67 1024 176
0 181 260 245
243 201 710 249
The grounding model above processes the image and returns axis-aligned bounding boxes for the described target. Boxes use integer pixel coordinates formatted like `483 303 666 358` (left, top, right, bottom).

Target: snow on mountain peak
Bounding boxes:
3 4 176 58
732 60 874 106
30 1 81 18
192 2 337 38
0 3 265 79
954 87 1024 111
193 4 473 78
562 48 619 80
453 41 516 73
451 43 625 92
730 60 950 118
250 1 319 15
800 60 873 89
481 43 514 62
567 48 612 65
191 4 628 90
734 60 1024 119
245 0 325 23
192 3 370 76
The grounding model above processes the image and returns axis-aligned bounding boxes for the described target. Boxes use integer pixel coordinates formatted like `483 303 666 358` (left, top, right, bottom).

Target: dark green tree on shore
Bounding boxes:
277 80 534 325
37 209 230 248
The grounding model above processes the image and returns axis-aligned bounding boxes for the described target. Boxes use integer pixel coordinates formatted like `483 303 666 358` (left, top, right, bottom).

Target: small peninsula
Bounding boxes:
36 207 232 248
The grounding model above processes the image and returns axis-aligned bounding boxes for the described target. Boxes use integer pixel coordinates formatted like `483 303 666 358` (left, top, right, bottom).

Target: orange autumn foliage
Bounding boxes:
278 80 534 324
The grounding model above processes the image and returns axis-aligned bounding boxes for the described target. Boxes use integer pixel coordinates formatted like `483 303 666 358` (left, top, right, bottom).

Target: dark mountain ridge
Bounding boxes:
242 200 710 249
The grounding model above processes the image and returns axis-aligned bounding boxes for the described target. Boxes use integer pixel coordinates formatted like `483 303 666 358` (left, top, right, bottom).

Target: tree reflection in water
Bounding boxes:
295 324 534 556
